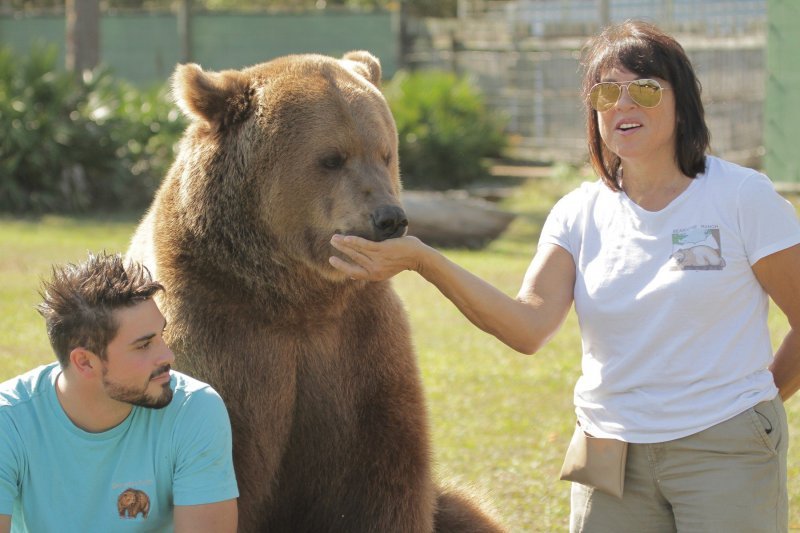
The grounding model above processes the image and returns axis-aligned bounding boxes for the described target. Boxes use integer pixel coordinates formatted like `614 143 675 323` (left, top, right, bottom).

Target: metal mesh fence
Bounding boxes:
460 0 766 36
407 0 766 166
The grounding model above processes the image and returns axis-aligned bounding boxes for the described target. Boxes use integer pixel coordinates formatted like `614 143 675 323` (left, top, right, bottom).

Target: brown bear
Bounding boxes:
128 51 504 532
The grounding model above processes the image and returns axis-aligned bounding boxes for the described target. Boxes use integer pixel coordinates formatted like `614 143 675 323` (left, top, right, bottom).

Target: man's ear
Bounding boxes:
69 347 100 378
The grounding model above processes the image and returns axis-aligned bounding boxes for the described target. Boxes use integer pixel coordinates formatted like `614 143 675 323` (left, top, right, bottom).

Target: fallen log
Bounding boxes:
401 190 516 249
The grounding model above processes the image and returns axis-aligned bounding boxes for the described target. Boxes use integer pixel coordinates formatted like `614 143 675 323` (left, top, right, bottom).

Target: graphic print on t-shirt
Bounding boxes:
669 225 726 270
117 487 151 519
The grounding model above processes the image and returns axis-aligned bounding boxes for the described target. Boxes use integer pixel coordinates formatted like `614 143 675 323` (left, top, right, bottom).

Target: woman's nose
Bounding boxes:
615 85 637 108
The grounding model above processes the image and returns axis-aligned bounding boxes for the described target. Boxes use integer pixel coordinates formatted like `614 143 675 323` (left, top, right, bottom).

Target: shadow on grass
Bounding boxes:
0 209 147 226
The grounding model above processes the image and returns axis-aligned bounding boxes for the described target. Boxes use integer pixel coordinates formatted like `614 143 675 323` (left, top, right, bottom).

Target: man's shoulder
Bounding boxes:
171 370 218 395
0 364 57 409
149 372 231 445
168 371 226 411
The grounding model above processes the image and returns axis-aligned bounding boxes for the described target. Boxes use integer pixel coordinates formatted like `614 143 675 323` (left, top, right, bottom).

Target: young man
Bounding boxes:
0 252 238 532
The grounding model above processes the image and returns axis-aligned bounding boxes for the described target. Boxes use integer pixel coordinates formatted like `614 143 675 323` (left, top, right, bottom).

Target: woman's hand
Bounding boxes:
329 234 427 281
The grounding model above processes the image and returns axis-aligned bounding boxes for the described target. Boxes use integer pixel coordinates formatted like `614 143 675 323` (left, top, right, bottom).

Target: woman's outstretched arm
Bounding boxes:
329 235 575 355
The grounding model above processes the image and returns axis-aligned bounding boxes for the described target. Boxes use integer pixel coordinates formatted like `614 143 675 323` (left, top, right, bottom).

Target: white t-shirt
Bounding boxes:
539 156 800 442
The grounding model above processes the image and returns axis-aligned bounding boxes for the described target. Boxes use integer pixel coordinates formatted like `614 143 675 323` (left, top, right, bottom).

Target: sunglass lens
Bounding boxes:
590 83 620 112
629 80 662 108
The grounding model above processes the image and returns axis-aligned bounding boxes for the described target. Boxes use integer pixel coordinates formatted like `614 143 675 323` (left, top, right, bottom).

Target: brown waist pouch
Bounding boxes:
559 422 628 499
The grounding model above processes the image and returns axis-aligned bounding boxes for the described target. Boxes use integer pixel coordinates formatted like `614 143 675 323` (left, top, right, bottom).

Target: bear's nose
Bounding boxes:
371 205 408 241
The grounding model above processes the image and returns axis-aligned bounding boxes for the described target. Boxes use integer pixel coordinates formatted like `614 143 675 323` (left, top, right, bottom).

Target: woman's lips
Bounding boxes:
615 118 642 133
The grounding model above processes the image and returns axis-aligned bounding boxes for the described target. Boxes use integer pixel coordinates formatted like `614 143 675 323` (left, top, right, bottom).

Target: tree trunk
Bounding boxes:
177 0 193 63
66 0 100 73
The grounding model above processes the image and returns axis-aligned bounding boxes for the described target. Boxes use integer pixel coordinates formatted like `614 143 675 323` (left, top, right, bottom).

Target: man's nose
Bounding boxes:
157 341 175 365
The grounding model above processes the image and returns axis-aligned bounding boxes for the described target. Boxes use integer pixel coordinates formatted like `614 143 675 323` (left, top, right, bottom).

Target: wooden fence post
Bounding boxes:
65 0 99 73
177 0 192 64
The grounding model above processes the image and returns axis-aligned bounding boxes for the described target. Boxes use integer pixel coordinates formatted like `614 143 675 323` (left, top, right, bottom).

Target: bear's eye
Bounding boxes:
321 153 346 170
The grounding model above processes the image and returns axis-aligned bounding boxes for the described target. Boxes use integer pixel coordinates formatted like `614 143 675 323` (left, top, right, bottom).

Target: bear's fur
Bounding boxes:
128 51 503 532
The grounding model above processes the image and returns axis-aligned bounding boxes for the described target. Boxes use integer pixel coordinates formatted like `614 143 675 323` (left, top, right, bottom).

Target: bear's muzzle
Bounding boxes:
371 204 408 241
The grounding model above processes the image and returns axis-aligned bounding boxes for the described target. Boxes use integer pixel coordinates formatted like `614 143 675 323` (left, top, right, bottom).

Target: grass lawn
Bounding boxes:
1 174 799 531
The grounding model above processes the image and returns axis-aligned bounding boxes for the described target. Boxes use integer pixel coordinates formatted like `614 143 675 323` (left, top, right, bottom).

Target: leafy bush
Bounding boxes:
0 46 505 212
384 69 506 190
87 73 185 209
0 43 184 214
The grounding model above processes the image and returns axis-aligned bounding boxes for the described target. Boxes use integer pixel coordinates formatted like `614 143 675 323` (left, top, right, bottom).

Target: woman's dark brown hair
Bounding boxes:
581 20 710 190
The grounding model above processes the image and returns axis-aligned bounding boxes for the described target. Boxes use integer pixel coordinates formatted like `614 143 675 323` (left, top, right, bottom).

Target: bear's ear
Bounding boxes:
172 63 253 130
342 51 382 88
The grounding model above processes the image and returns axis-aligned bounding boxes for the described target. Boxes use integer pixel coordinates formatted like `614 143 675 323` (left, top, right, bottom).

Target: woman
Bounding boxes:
329 21 800 532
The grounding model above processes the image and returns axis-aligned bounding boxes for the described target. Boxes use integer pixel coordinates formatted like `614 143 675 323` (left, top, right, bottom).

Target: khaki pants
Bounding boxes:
570 396 788 533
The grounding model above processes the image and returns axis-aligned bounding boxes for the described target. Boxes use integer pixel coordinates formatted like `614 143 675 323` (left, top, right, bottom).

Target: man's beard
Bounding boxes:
102 364 173 409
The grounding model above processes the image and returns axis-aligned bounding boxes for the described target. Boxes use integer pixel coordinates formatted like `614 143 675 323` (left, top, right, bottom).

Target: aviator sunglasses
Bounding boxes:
588 78 667 112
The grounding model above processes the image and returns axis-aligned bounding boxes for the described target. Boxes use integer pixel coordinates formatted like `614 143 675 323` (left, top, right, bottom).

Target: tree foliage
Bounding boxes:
0 43 185 213
385 69 507 190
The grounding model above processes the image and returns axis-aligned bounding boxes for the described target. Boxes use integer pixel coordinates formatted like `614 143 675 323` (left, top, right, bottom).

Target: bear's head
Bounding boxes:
167 51 406 283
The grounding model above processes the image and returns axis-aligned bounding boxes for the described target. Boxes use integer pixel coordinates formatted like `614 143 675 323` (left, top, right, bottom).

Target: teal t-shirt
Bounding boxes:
0 363 238 532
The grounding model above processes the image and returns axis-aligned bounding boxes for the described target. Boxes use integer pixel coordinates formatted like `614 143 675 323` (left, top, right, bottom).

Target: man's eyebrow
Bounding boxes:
130 333 156 347
129 319 167 346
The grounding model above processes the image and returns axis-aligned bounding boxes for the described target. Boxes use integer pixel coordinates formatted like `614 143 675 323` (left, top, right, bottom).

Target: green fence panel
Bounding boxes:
0 15 65 65
102 13 182 86
192 12 396 74
0 11 396 88
766 0 800 182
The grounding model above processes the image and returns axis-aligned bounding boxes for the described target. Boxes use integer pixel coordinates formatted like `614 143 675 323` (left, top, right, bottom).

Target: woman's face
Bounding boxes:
595 66 677 166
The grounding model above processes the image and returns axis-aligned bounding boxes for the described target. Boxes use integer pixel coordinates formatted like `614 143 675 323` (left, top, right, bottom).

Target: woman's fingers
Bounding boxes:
328 255 368 279
329 234 384 279
330 234 413 281
330 235 373 266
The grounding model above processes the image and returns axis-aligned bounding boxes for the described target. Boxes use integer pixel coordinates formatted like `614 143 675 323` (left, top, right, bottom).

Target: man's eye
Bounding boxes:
137 341 152 350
